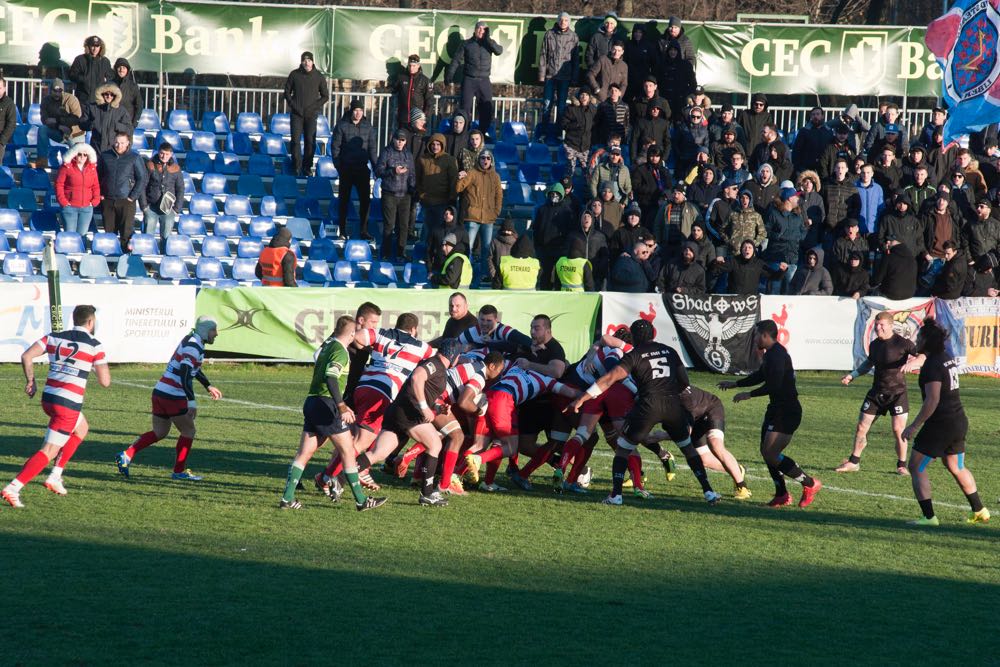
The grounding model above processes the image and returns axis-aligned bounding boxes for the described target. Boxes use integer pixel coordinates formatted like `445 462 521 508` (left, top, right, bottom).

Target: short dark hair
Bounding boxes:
943 240 957 252
755 319 779 339
157 142 174 152
395 312 419 331
484 351 505 367
356 302 381 321
918 317 947 355
532 314 552 329
478 304 499 318
449 291 467 303
334 315 356 336
115 131 131 142
72 304 96 326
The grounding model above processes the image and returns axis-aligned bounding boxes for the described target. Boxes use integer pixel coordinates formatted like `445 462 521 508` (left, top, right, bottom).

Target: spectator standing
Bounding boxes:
446 21 503 139
662 242 706 294
722 151 751 186
112 58 141 130
863 103 909 158
38 80 83 159
55 143 100 237
823 158 857 233
585 13 620 71
488 218 518 287
624 27 654 106
788 248 833 295
870 237 917 300
833 104 870 157
797 170 826 245
930 241 968 299
587 40 628 104
721 189 766 255
416 134 459 240
750 123 784 173
966 197 1000 259
427 206 469 272
255 227 297 287
588 144 631 200
855 163 885 237
429 233 472 289
653 183 700 251
878 191 925 258
374 129 416 260
631 146 672 230
709 104 748 149
819 122 857 180
675 108 710 176
656 40 696 121
391 54 430 132
792 107 832 175
538 12 579 122
445 111 470 159
139 142 184 250
737 93 773 158
707 178 740 239
919 107 948 148
593 83 630 147
762 187 808 294
630 99 670 160
922 192 965 274
661 16 696 69
831 219 869 275
873 147 902 196
457 128 485 172
712 239 782 295
284 51 330 178
687 165 721 217
609 238 655 293
331 99 377 240
68 35 113 106
498 235 540 290
742 163 779 216
555 237 595 292
532 182 574 290
833 251 870 298
97 131 146 248
711 127 746 171
566 211 609 289
402 108 429 164
456 149 503 278
610 202 651 257
0 77 16 161
561 88 596 175
82 83 131 154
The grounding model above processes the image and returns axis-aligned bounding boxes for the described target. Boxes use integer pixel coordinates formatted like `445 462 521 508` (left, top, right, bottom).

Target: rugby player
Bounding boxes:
837 311 922 475
901 318 990 526
342 302 383 409
681 385 752 500
455 304 533 355
569 319 721 506
351 339 465 507
719 319 821 508
115 317 221 481
3 305 110 508
279 315 386 511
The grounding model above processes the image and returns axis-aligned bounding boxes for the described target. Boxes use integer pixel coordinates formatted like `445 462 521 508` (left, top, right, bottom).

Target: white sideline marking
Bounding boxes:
115 381 300 413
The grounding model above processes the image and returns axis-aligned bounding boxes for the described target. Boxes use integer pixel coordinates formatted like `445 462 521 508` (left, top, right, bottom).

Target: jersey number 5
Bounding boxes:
649 357 671 378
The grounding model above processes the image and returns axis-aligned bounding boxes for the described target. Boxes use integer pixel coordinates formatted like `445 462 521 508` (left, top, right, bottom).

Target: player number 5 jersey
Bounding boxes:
38 327 107 411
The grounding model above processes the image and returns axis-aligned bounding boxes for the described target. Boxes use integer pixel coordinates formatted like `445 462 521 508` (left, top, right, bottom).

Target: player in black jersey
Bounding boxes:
837 311 922 476
681 386 752 500
719 319 822 508
569 319 722 506
901 319 990 526
353 339 464 507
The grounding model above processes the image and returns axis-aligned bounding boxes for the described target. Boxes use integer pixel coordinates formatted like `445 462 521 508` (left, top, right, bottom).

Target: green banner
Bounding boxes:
196 287 601 362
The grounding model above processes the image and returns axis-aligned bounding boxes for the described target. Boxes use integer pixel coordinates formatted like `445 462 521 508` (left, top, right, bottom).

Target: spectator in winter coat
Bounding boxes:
750 124 783 173
55 142 101 236
374 130 417 260
662 241 706 294
687 165 721 217
823 158 858 233
112 58 140 130
863 103 909 158
723 189 767 255
675 107 710 175
900 145 930 189
598 182 624 231
561 88 596 174
457 149 504 276
819 123 857 180
610 202 652 258
742 163 779 216
402 109 429 166
284 51 330 177
793 107 833 174
967 252 1000 297
630 76 667 126
82 83 132 154
833 251 870 298
660 16 697 69
797 170 826 234
656 40 696 122
140 143 184 248
631 146 672 230
832 104 870 157
446 21 503 137
566 211 610 289
416 133 459 235
458 128 485 173
38 79 84 158
585 13 622 70
966 197 1000 258
878 191 925 257
712 239 782 295
711 127 746 170
594 83 630 146
538 13 579 122
871 238 918 300
97 131 146 248
763 187 808 293
832 219 870 274
688 222 717 268
445 111 471 159
904 162 937 214
709 104 748 149
532 182 575 290
931 241 968 299
427 206 469 272
488 218 518 288
919 107 948 149
686 86 713 119
68 35 113 106
554 238 596 292
609 238 656 293
332 100 378 239
630 99 670 161
789 247 833 295
722 151 751 187
954 148 988 196
391 54 431 130
870 123 906 160
767 142 794 184
922 191 965 267
737 93 773 158
587 41 629 104
429 233 472 289
254 228 297 287
873 148 903 196
588 144 631 200
707 179 740 241
653 182 701 256
855 164 885 236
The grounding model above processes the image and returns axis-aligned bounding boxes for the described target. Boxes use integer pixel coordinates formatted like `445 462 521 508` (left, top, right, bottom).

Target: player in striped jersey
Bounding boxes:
115 317 222 481
3 306 110 508
455 304 533 354
462 365 581 491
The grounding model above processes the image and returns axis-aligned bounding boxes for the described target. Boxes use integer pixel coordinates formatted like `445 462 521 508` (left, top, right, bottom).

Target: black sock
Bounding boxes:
767 464 787 495
611 455 628 496
778 456 814 487
686 455 714 493
548 447 563 468
355 453 371 471
966 491 984 512
849 454 861 464
642 442 666 459
918 498 935 519
420 455 438 497
736 480 748 490
896 459 906 469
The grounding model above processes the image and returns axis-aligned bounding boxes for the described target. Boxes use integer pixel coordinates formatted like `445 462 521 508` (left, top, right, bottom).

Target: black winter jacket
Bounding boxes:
112 58 141 128
446 34 503 81
140 155 184 213
98 148 146 200
68 52 113 106
561 103 596 153
331 115 378 171
284 66 330 118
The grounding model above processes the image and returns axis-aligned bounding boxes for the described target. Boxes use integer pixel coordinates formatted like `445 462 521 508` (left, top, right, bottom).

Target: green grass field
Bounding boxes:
1 363 997 665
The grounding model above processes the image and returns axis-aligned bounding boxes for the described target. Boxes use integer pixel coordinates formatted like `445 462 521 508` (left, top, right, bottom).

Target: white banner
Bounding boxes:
759 295 858 370
600 292 694 367
0 284 197 363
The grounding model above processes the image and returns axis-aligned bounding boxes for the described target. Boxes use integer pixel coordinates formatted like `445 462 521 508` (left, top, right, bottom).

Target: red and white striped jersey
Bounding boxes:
153 333 205 400
571 343 634 386
491 367 564 405
457 322 530 347
357 328 434 400
37 327 107 411
441 360 489 406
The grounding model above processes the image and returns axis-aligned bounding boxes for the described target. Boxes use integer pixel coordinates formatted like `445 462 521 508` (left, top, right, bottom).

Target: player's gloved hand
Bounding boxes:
208 386 223 400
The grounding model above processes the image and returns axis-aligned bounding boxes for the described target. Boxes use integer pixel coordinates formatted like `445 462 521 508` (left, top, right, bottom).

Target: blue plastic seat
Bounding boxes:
237 236 264 258
26 103 42 127
302 260 332 284
42 252 79 282
236 174 266 197
249 217 276 238
525 142 552 166
248 153 276 177
293 197 322 219
13 125 38 147
403 262 429 286
232 256 258 281
188 193 218 216
55 231 85 254
517 164 541 185
259 133 287 156
91 232 123 256
129 233 159 255
137 109 162 132
315 156 338 179
29 210 60 232
261 196 287 217
47 146 67 169
502 121 530 146
116 254 149 278
224 195 253 217
225 132 253 156
213 216 243 237
506 182 533 206
370 261 397 285
168 110 195 133
284 217 314 240
3 252 34 277
200 235 231 257
196 256 226 281
165 234 195 257
7 187 37 212
305 176 333 200
213 151 242 175
269 113 291 136
182 171 196 195
184 150 211 174
344 239 372 262
0 166 16 189
236 112 264 135
131 128 148 150
271 174 299 200
4 147 28 166
159 255 190 280
493 141 519 164
316 115 332 142
332 260 360 282
202 111 230 135
77 254 112 279
154 129 184 153
200 172 228 195
21 168 51 192
189 131 216 153
307 237 336 262
410 241 426 263
177 214 206 236
16 230 45 253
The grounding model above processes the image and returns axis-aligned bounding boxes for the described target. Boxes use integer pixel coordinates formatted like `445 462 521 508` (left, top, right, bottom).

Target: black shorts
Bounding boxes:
913 415 968 458
622 395 688 445
861 390 909 418
302 396 350 438
761 401 802 440
518 397 555 437
382 401 427 439
690 397 726 446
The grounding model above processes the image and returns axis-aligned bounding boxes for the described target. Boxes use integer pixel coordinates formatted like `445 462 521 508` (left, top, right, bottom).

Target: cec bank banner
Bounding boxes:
196 287 600 362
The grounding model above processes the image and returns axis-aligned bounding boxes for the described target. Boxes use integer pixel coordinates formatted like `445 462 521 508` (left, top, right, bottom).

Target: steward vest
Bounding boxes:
439 252 472 288
555 256 590 291
259 246 291 287
499 255 540 290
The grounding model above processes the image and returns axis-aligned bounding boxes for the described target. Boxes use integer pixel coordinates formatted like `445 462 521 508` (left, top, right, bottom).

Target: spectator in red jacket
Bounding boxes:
55 142 101 236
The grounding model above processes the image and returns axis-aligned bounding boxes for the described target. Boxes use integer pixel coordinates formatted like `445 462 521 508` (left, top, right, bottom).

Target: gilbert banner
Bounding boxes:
934 298 1000 376
668 293 761 374
196 287 600 361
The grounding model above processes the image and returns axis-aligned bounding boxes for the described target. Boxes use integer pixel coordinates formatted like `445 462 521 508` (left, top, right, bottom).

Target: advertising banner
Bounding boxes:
852 296 936 369
599 292 693 367
0 283 196 362
667 292 761 373
759 295 857 370
196 287 601 361
933 297 1000 376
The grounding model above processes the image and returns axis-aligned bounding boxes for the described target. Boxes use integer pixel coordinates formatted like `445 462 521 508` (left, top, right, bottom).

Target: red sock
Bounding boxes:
16 451 52 486
173 436 194 473
324 454 342 477
485 459 501 485
402 443 427 468
519 443 555 479
54 433 84 468
559 436 583 471
478 445 504 464
568 445 595 484
627 453 644 489
438 450 460 491
124 431 161 459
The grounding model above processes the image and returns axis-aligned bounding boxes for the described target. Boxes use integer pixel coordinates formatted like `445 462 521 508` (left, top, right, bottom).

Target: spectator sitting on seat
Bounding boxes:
68 35 113 106
561 87 596 175
967 251 1000 297
82 83 131 154
930 241 968 299
445 110 470 159
112 58 141 130
429 233 472 289
712 239 783 295
39 79 84 161
833 251 870 299
488 218 517 288
428 205 468 272
255 227 297 287
588 143 631 201
554 237 595 292
871 236 917 300
140 142 184 251
662 241 706 294
788 247 833 295
498 234 540 290
609 237 655 293
55 142 101 237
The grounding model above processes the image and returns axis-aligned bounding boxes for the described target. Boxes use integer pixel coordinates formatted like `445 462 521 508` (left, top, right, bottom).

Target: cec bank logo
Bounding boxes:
839 30 888 89
89 1 140 60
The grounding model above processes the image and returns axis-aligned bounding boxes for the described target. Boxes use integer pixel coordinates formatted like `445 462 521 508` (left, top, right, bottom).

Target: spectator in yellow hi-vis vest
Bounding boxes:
429 233 472 289
498 235 540 290
554 238 595 291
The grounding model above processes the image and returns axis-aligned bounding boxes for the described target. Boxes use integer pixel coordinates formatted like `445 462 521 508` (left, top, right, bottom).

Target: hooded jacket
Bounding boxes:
374 140 416 196
797 171 826 229
68 38 113 105
737 94 773 156
686 168 722 215
140 151 184 213
631 160 673 213
662 242 706 293
833 261 870 297
931 251 969 299
254 228 297 286
832 228 869 268
446 32 503 82
532 184 575 256
416 134 459 205
630 101 671 159
55 143 101 208
561 101 596 153
391 63 430 126
716 246 777 295
539 24 579 82
788 247 833 295
40 89 83 142
427 210 469 270
658 21 696 68
82 83 132 153
566 224 610 284
819 139 857 180
723 192 767 253
834 104 871 155
792 121 833 173
112 58 141 128
331 110 378 171
488 228 518 285
456 158 503 224
445 111 470 158
609 218 652 259
675 118 710 171
656 42 696 110
609 250 653 293
877 203 925 256
284 61 330 119
763 202 807 265
584 26 617 70
688 224 717 267
871 242 917 300
742 166 779 216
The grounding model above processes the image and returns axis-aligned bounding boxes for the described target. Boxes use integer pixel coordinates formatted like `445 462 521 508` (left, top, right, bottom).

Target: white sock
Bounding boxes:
7 479 24 492
49 466 64 480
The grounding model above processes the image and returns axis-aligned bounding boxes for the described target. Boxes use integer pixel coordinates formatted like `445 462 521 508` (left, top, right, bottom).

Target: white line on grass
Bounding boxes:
115 381 300 413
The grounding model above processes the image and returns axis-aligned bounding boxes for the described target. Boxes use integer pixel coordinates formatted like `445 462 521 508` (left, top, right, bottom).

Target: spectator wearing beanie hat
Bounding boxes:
390 53 430 131
284 51 330 177
488 217 518 287
331 99 377 239
539 12 579 122
659 16 696 70
585 13 621 70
